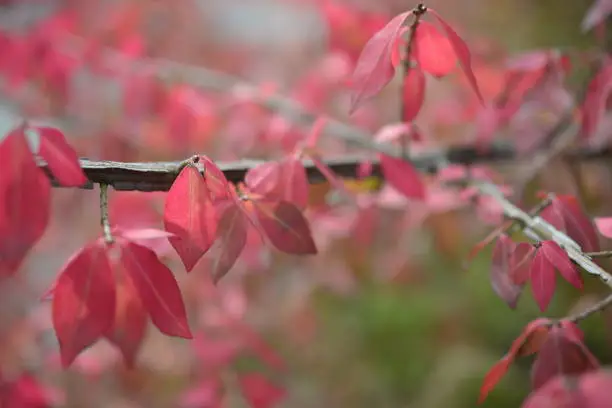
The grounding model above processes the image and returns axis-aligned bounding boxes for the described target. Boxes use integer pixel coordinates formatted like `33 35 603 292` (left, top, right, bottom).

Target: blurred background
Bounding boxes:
1 0 611 407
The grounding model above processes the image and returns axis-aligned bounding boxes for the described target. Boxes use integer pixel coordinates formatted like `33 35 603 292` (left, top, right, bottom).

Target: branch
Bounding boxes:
566 293 612 323
40 144 612 191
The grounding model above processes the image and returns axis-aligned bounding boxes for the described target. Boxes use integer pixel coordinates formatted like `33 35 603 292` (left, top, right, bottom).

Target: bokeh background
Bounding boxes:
1 0 611 407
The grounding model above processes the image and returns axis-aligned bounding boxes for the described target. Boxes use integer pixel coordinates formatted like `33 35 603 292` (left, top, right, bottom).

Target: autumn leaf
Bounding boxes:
35 126 87 187
52 241 116 367
541 195 600 252
380 154 426 200
164 164 217 272
0 126 51 276
402 65 426 122
211 202 248 283
201 155 232 201
540 241 583 289
429 9 484 103
490 235 524 308
530 249 557 312
413 20 457 77
522 371 612 408
245 157 309 209
252 200 317 255
594 216 612 238
479 355 512 403
349 11 411 113
118 238 192 339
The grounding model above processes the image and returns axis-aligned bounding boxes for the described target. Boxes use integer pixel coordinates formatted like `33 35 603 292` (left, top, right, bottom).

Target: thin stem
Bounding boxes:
99 184 114 243
399 3 426 159
566 293 612 323
585 250 612 258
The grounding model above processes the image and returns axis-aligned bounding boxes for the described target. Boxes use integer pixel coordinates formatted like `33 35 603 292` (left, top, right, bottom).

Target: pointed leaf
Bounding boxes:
349 12 411 113
119 239 192 339
429 10 484 103
52 241 116 367
105 257 147 368
245 162 281 198
164 164 216 271
36 126 87 187
510 242 535 285
479 355 512 403
0 128 50 275
211 202 248 283
380 154 426 200
413 21 457 77
555 195 600 252
201 155 231 201
530 250 556 312
490 234 522 308
402 66 426 122
253 200 317 255
540 240 583 289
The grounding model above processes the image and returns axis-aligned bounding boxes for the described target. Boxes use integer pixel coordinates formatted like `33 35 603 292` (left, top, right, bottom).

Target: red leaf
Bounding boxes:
253 200 317 255
245 162 280 198
211 202 248 282
0 127 50 275
105 256 147 368
402 66 426 122
201 155 231 201
594 216 612 238
579 59 612 141
52 241 116 367
510 242 535 285
238 373 285 408
479 355 512 403
245 158 309 209
582 0 612 32
279 158 309 209
552 195 600 252
530 250 556 312
349 12 411 113
380 154 426 200
164 164 216 271
119 239 192 339
35 126 87 187
531 325 599 390
429 10 484 104
490 234 522 308
540 241 583 289
413 21 457 77
522 371 612 408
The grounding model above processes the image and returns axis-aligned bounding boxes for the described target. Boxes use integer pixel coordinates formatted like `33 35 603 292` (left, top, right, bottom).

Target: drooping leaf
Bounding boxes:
380 154 426 200
531 324 599 390
550 195 600 252
429 9 484 103
245 162 281 198
510 242 535 285
164 164 216 272
52 241 116 367
201 155 231 201
490 234 522 308
119 239 192 339
479 355 512 403
579 59 612 142
349 11 411 113
245 158 309 209
413 20 457 77
522 371 612 408
105 254 147 368
0 127 50 276
530 249 557 312
402 66 426 122
253 200 317 255
540 240 583 289
35 126 87 187
211 202 248 283
238 373 286 408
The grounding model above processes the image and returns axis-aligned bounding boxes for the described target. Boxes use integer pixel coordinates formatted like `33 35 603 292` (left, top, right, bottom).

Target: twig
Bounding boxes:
566 293 612 323
585 251 612 258
99 184 113 243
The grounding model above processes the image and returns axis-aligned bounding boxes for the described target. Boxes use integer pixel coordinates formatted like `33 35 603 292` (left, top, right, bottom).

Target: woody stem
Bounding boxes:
99 183 114 244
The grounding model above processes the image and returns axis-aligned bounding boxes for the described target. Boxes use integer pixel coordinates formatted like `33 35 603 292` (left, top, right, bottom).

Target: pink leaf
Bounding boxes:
402 66 426 122
349 12 411 113
211 202 248 282
239 373 285 408
380 154 426 200
35 126 87 187
429 10 484 104
510 242 535 285
530 249 556 312
540 241 583 289
413 21 457 77
490 234 522 308
119 239 192 339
